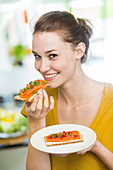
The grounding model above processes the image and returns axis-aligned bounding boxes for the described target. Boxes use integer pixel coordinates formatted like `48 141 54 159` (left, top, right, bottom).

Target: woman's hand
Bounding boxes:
25 89 54 120
25 89 54 135
25 89 53 170
52 141 96 157
76 142 96 155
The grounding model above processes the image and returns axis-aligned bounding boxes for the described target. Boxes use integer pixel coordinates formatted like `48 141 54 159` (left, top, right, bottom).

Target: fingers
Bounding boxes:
25 95 38 113
25 89 54 119
39 90 54 113
76 144 95 155
31 95 38 113
48 96 54 111
44 90 49 108
38 90 54 118
76 151 85 155
36 91 43 111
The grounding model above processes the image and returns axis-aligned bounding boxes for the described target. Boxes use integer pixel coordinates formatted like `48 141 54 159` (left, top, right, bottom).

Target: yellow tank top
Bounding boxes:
21 83 113 170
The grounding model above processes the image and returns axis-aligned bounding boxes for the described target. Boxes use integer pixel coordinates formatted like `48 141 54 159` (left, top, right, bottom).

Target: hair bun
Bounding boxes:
76 18 93 39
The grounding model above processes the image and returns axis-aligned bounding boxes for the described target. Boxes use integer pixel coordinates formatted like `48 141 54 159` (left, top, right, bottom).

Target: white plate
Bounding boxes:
0 131 28 138
30 124 96 154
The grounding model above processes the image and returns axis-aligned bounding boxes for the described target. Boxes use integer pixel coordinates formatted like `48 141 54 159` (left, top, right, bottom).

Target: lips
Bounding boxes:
44 73 58 81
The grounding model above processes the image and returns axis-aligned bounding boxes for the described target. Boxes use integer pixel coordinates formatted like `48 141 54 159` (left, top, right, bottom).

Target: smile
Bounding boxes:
44 73 58 78
44 73 59 81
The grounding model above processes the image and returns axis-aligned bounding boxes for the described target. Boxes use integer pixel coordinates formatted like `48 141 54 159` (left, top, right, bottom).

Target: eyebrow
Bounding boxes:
45 49 58 54
32 49 58 55
32 51 37 54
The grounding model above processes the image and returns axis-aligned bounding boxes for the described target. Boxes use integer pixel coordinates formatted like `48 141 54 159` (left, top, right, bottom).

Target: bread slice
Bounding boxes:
44 130 83 147
14 79 49 102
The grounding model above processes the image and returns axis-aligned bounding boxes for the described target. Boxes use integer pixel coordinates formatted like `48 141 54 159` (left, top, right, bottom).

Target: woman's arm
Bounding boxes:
25 90 54 170
54 140 113 169
91 140 113 170
26 118 51 170
76 140 113 170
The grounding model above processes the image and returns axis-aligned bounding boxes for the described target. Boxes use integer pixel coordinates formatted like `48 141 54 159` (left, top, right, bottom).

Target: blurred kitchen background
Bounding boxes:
0 0 113 170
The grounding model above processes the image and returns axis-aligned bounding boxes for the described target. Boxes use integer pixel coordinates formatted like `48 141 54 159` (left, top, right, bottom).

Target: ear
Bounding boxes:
75 42 86 60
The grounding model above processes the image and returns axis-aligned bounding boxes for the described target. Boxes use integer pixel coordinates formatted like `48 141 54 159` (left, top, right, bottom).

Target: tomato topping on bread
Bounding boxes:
14 79 49 102
44 130 83 147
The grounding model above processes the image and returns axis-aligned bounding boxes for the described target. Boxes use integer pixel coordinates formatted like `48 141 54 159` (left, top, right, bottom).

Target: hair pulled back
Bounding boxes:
33 11 93 63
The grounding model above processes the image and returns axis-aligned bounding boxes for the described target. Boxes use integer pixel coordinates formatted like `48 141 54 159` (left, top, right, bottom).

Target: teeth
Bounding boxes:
44 73 57 78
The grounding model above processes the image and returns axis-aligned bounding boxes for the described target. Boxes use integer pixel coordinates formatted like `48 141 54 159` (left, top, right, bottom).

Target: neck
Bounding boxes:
58 66 93 106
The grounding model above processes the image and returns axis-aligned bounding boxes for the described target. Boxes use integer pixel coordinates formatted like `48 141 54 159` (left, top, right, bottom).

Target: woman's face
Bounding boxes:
32 32 77 88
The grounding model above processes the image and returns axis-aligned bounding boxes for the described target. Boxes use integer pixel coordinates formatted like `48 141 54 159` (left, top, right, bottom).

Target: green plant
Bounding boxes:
9 44 32 65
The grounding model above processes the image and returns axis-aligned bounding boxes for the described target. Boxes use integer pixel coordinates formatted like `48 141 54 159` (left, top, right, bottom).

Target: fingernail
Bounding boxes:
50 96 54 101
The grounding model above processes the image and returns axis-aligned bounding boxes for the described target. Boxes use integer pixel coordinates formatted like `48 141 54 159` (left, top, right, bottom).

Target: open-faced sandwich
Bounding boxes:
14 79 49 102
44 130 83 147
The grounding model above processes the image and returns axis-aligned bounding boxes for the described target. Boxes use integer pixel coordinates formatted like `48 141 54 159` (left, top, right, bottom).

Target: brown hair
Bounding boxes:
33 11 93 63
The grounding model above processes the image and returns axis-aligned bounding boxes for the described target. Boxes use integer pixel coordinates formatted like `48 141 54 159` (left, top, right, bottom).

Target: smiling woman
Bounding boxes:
32 31 78 87
21 11 113 170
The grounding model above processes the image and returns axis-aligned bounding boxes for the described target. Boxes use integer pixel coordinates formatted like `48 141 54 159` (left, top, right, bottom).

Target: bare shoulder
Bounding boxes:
95 81 104 92
94 81 113 96
87 80 104 97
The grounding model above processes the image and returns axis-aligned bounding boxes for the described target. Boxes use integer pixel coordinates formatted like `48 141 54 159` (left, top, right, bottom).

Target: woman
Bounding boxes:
21 11 113 170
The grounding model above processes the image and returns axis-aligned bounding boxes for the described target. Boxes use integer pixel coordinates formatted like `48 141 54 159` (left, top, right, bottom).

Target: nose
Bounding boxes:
39 58 50 73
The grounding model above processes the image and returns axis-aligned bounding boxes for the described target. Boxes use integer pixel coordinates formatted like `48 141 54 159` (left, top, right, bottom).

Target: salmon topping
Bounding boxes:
15 79 49 102
46 130 81 142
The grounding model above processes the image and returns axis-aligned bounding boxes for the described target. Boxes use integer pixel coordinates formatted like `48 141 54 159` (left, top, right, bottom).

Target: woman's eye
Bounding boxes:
34 54 41 59
49 54 57 59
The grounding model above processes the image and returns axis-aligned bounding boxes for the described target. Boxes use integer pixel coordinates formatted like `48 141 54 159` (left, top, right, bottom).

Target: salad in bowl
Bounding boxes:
0 107 28 138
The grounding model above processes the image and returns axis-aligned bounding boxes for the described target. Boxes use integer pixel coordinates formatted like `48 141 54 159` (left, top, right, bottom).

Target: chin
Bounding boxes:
47 81 59 89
